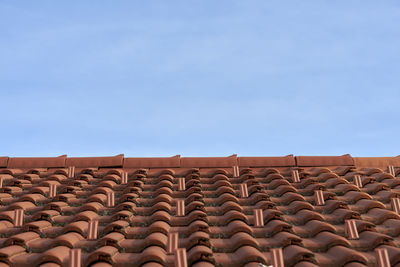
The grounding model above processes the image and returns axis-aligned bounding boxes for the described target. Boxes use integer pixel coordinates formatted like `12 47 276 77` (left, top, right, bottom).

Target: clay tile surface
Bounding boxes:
0 157 8 168
181 155 237 168
296 154 354 167
124 155 181 168
66 155 124 168
7 156 66 168
238 155 295 167
354 156 400 169
1 154 400 266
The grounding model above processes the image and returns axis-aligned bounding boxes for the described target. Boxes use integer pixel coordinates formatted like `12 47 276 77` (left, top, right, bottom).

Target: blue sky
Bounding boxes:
0 1 399 157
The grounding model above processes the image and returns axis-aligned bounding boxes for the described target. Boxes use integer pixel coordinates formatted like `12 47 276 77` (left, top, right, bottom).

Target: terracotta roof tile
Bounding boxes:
123 155 180 168
1 154 400 266
296 154 354 167
7 156 66 169
238 155 295 167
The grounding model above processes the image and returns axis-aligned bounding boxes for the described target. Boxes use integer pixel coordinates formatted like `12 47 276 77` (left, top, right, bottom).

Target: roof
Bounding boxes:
0 154 399 266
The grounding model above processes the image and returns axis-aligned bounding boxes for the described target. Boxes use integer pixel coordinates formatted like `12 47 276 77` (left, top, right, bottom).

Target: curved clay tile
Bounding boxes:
302 220 336 237
153 194 173 205
259 168 280 176
154 186 173 196
317 172 340 182
261 220 292 237
353 199 386 214
148 202 170 215
332 183 359 195
247 185 265 197
231 245 266 266
224 232 259 252
85 246 118 266
184 210 208 226
209 174 229 184
325 177 348 188
138 246 166 266
277 192 306 205
253 200 275 211
86 194 107 205
53 193 77 203
0 186 22 194
97 232 125 248
142 232 167 250
263 172 285 183
91 187 113 195
375 190 400 202
7 201 37 212
0 245 26 261
225 220 253 236
147 221 171 235
103 220 129 236
282 245 315 266
72 211 99 222
101 174 120 184
215 193 239 206
155 174 175 184
76 174 93 182
186 179 201 189
111 210 133 222
268 179 291 190
343 191 372 204
154 169 175 177
381 219 400 237
274 185 298 197
78 202 104 213
32 210 60 222
185 186 202 196
334 166 355 176
364 183 390 195
4 232 40 247
269 231 302 248
23 220 52 233
185 193 203 203
215 186 236 196
154 179 173 190
150 210 171 224
104 169 123 177
358 231 393 249
186 220 209 235
186 201 205 215
186 245 214 266
207 169 229 177
118 193 138 203
115 202 136 214
326 209 360 223
218 210 247 226
289 209 324 225
310 167 332 176
364 208 400 225
325 245 367 265
285 200 314 214
44 201 69 212
52 232 83 248
220 201 243 215
185 231 211 251
314 231 351 251
317 200 348 214
97 180 117 189
36 246 70 266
